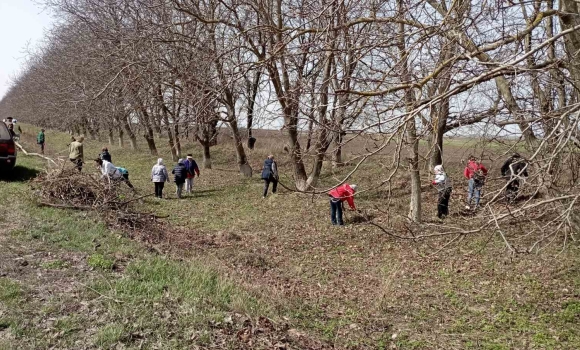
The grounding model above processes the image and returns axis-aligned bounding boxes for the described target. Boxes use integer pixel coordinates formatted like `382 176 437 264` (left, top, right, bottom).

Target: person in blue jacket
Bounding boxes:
261 155 278 198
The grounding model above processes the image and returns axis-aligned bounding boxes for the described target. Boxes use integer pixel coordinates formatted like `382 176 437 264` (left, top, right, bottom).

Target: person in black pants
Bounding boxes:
432 165 453 219
151 158 169 198
261 155 279 198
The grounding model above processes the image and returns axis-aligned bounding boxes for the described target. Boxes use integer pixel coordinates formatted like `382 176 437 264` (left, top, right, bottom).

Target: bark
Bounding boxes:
174 123 182 159
122 116 138 150
118 128 124 148
246 68 262 139
140 107 158 155
560 0 580 90
202 142 212 169
399 0 421 223
229 115 252 176
107 128 114 146
306 47 335 188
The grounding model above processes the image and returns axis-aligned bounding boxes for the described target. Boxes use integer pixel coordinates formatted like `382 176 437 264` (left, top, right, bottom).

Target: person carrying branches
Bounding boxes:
464 155 488 210
328 183 357 226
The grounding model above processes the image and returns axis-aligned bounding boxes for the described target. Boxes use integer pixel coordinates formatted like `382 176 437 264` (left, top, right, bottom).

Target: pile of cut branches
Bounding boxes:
32 167 165 244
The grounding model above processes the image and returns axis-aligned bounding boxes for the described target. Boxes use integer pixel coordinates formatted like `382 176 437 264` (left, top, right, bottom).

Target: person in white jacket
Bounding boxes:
151 158 169 198
94 158 122 180
432 164 453 219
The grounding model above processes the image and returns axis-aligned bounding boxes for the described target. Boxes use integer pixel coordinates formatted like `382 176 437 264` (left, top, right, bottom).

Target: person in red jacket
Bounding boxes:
463 155 488 210
328 183 357 226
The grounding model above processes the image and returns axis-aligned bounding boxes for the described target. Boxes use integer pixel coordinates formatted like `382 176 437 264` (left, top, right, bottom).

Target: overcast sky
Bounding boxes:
0 0 54 99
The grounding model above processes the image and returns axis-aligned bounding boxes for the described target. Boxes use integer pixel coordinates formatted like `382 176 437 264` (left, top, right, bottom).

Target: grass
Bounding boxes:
0 124 578 349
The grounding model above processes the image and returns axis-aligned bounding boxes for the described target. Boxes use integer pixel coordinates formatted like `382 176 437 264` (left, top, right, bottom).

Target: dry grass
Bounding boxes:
0 125 579 349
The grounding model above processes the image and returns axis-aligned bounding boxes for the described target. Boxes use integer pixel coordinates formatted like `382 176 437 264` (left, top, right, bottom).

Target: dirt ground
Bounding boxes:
0 126 579 349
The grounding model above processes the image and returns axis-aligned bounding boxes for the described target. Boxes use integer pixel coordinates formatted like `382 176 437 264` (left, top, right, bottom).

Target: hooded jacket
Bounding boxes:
328 184 356 210
261 158 278 180
433 165 452 192
151 158 169 182
172 160 187 184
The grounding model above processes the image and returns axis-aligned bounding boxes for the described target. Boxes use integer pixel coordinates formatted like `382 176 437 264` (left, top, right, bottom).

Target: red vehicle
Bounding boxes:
0 122 17 171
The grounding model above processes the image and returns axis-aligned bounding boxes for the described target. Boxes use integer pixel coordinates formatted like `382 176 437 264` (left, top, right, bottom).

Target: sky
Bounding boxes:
0 0 55 99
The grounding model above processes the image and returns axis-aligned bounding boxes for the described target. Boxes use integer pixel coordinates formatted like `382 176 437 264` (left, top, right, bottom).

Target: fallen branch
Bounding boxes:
14 141 58 165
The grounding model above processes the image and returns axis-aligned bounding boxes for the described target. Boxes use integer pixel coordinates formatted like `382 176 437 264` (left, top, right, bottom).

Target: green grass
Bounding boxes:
0 124 579 349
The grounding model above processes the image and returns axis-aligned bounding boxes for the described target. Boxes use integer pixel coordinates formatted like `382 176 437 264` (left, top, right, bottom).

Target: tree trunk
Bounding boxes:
229 116 252 177
399 0 421 223
118 128 124 148
107 128 114 146
306 48 334 188
332 131 345 167
202 142 212 169
174 123 182 159
122 116 138 150
560 0 580 90
140 108 158 155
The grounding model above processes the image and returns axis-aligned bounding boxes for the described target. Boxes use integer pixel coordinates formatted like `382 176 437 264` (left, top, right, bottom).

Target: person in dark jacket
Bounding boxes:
100 147 112 163
261 155 279 198
37 129 46 154
184 154 200 194
172 159 187 199
501 153 528 202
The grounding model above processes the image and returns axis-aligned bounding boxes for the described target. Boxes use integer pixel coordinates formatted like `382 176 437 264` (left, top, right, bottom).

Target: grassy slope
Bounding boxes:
0 125 579 349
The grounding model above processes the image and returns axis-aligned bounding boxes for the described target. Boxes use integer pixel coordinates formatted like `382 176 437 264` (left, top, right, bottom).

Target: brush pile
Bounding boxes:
32 167 165 243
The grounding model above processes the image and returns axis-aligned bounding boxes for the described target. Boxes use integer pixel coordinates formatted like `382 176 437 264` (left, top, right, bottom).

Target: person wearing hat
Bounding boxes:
501 153 528 202
432 165 453 219
37 129 46 154
183 154 200 194
328 183 357 226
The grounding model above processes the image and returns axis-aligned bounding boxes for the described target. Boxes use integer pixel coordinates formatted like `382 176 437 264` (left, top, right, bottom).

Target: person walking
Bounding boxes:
37 129 46 154
151 158 169 198
463 155 488 210
328 183 357 226
100 147 112 162
69 136 84 172
501 153 528 202
172 159 187 199
183 154 200 194
432 165 453 219
261 155 279 198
